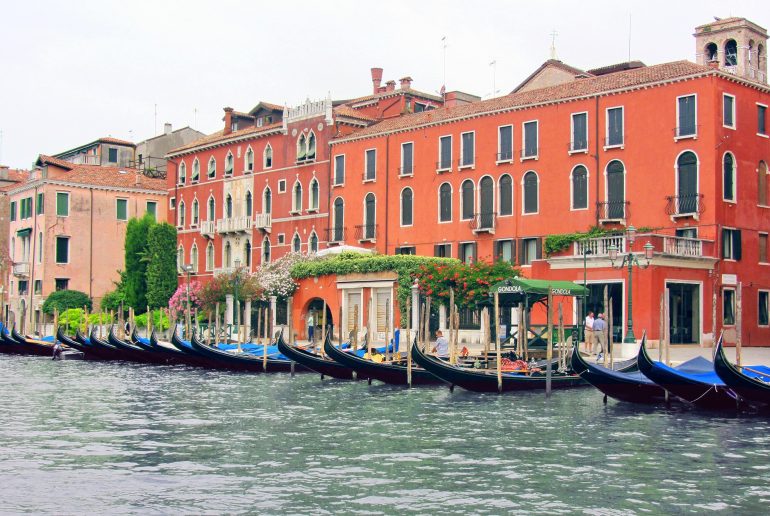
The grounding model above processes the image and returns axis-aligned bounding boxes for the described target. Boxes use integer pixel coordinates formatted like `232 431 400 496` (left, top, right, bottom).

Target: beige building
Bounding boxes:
0 166 30 318
6 155 166 331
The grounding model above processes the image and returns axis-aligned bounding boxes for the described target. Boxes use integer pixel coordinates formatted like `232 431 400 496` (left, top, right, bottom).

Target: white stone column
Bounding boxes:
439 305 447 331
270 295 277 336
244 300 252 340
411 280 420 331
225 294 234 326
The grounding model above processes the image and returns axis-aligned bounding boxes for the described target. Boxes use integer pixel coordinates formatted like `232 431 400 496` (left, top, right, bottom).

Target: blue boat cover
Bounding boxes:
650 355 770 386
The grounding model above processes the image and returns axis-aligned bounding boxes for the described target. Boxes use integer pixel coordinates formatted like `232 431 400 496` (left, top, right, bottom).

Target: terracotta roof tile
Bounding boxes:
34 155 165 191
167 122 284 155
36 155 74 170
97 136 135 146
346 87 443 106
333 105 377 122
336 61 712 143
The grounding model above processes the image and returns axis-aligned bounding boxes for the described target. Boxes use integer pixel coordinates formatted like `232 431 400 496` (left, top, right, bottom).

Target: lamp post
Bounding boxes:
582 246 593 342
233 259 241 332
182 263 194 339
608 225 654 343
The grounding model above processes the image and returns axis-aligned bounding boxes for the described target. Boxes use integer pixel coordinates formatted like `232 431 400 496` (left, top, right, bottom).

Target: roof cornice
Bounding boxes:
7 179 167 196
166 126 285 159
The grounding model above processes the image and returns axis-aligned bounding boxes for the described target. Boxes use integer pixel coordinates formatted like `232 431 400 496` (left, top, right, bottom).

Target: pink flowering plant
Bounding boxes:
168 280 202 321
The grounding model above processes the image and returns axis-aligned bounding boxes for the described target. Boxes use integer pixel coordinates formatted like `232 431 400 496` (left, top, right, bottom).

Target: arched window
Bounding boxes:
297 134 307 161
309 178 319 210
263 187 272 214
401 187 413 226
208 196 215 222
224 151 234 175
245 146 254 172
523 171 539 214
677 151 699 214
571 166 588 210
439 183 452 222
264 144 273 168
190 244 199 273
245 191 253 217
364 193 376 239
292 233 301 253
309 232 318 253
262 237 271 264
207 157 216 179
192 199 199 225
307 131 316 160
244 239 251 268
759 160 768 206
178 162 186 184
292 181 303 212
461 179 474 220
705 42 718 62
725 39 738 66
192 158 200 182
479 177 494 227
606 160 626 219
723 152 735 202
333 198 344 242
499 174 513 216
224 241 232 268
178 201 185 227
206 242 214 271
226 194 233 218
177 245 184 272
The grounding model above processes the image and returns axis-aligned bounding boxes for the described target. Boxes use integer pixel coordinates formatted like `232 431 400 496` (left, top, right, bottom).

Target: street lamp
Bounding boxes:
182 263 194 339
608 225 654 343
233 259 241 332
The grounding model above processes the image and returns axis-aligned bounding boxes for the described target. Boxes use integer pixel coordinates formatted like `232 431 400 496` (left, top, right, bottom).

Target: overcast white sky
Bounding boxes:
0 0 766 168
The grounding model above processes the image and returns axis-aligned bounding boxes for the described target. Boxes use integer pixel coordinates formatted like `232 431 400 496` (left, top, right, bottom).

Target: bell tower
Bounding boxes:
694 17 767 84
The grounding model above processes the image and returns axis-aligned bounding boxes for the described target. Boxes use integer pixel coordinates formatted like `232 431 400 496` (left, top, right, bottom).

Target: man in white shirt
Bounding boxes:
432 330 449 358
584 311 595 354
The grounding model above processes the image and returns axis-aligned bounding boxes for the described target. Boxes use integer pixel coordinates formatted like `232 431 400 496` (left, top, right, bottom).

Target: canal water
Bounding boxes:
1 355 768 514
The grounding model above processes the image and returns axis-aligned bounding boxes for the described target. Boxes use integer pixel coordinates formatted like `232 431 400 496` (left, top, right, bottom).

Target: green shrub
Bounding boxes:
134 310 170 330
42 290 92 315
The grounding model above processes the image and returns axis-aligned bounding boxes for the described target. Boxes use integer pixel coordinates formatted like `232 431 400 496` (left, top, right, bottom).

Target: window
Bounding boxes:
225 194 233 218
307 132 316 161
37 232 43 263
606 107 624 146
460 131 475 167
207 157 216 179
309 232 318 253
19 197 31 219
498 125 513 161
722 228 742 260
108 147 118 163
55 278 69 291
116 198 128 221
297 134 307 161
244 240 251 267
499 174 513 216
278 179 286 193
309 179 319 211
495 239 515 263
438 135 452 170
262 237 271 264
55 236 69 264
523 171 539 214
723 94 735 128
461 180 474 220
520 237 542 265
760 233 768 263
401 142 413 175
333 198 344 242
146 201 157 219
10 200 16 221
263 188 271 215
723 152 735 202
178 201 185 227
207 197 215 221
56 192 69 217
401 188 413 226
439 183 452 222
292 181 302 213
192 199 199 225
571 165 588 210
434 243 451 257
677 95 697 137
395 246 416 255
334 155 345 185
571 112 588 151
292 233 301 253
179 162 187 184
192 159 200 182
264 144 273 168
245 191 252 217
190 244 199 273
34 279 42 295
18 280 28 296
36 193 44 215
458 242 476 264
245 147 254 172
723 289 736 325
224 242 232 268
170 197 176 209
724 39 738 66
759 161 768 206
365 149 376 181
759 104 767 135
676 151 699 214
759 291 769 326
224 152 234 175
522 121 538 158
177 245 184 272
206 242 214 271
363 193 376 239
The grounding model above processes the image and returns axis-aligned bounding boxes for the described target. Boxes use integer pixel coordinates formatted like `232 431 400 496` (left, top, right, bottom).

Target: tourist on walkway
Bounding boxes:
307 313 315 344
584 311 595 354
593 313 607 362
432 330 449 358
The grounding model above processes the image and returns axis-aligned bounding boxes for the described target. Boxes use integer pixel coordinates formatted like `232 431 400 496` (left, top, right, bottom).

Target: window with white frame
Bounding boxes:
458 242 476 264
439 183 452 222
522 121 538 158
461 180 474 220
722 228 741 260
178 162 187 184
192 159 200 182
245 147 254 172
309 178 319 211
334 155 345 185
190 244 198 273
278 179 286 193
498 125 513 161
460 131 475 167
723 152 736 202
309 232 318 253
307 132 316 160
207 197 215 221
523 171 539 214
225 151 234 175
759 291 769 326
206 242 214 271
438 135 452 170
178 201 185 227
262 237 271 264
606 107 624 146
192 199 199 225
520 237 541 265
571 113 588 151
264 144 273 168
759 232 768 263
495 239 515 263
499 174 513 216
292 181 302 213
677 95 697 137
572 165 588 210
723 288 736 325
365 149 376 181
723 94 736 129
758 104 767 135
292 233 301 253
401 187 413 226
207 157 216 178
297 134 307 161
401 142 413 175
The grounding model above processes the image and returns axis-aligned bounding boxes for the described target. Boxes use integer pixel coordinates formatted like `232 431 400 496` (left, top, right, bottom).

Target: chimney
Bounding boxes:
223 107 234 135
135 172 144 187
399 76 413 90
371 67 383 94
385 80 396 92
164 122 172 135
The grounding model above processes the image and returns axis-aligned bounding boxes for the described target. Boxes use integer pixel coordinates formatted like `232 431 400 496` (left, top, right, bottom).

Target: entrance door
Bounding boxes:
346 292 361 335
375 290 391 342
578 283 623 343
668 283 700 344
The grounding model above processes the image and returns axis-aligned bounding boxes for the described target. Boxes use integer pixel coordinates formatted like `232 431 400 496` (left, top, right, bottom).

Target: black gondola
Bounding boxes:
57 327 111 360
0 325 25 354
411 338 587 393
714 338 770 407
323 335 441 385
183 330 302 373
277 331 362 380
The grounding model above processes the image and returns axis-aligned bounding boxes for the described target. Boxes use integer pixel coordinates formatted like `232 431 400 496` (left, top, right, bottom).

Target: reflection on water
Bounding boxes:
1 355 768 514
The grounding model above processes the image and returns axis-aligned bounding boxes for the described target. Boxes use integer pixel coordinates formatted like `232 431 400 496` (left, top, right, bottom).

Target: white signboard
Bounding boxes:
722 274 737 286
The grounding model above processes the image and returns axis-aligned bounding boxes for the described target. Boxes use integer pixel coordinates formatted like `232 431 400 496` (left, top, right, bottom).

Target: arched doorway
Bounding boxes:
304 298 334 342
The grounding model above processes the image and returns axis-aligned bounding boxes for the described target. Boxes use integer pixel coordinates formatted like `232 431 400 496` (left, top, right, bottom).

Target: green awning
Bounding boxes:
16 228 32 237
490 277 588 304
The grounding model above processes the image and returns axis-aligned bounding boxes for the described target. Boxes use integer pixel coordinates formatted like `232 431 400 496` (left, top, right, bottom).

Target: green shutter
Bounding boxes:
56 237 69 263
56 192 69 216
147 201 157 218
36 193 44 215
116 199 127 220
10 201 16 221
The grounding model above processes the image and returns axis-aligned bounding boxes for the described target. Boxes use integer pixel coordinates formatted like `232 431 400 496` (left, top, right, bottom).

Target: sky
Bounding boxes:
0 0 766 168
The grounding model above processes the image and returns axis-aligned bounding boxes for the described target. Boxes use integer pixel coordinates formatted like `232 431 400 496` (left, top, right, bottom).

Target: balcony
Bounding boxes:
325 227 346 245
65 154 100 165
254 213 271 231
13 262 30 277
200 221 216 238
470 212 496 234
354 224 377 243
596 200 629 224
574 235 626 257
567 234 715 261
665 193 704 220
216 216 252 234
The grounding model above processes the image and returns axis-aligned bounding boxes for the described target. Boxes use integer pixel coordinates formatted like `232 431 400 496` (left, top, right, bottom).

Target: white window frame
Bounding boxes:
675 94 698 140
291 181 303 214
520 237 538 266
497 124 514 164
244 145 254 172
263 144 273 169
333 154 346 186
437 183 453 224
55 236 70 265
521 170 540 215
177 201 185 228
759 289 770 327
757 102 768 138
569 112 589 153
292 232 302 253
437 135 452 172
722 226 738 261
400 187 414 227
722 151 737 203
364 148 377 182
723 93 736 130
224 151 234 176
759 232 769 265
115 197 129 221
178 161 187 185
206 242 214 271
207 156 216 179
278 179 287 193
308 177 319 212
604 106 625 150
459 130 475 170
56 191 70 217
191 158 200 183
191 198 199 226
570 164 590 211
459 179 475 221
521 120 539 161
190 243 199 273
400 141 414 176
498 173 514 217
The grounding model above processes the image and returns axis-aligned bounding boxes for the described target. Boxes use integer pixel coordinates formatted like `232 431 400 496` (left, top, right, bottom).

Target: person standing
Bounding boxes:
584 311 595 354
431 330 450 358
593 313 607 362
307 312 315 344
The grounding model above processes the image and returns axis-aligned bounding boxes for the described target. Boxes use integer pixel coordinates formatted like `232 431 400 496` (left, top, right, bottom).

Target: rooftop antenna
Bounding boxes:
442 35 447 100
628 13 632 62
549 29 559 60
488 60 500 99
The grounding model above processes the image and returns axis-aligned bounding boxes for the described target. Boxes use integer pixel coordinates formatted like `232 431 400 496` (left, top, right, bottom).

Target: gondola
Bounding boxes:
57 327 112 361
714 338 770 407
0 325 25 354
106 326 169 364
129 327 196 365
78 329 130 361
182 330 302 373
411 338 587 393
277 331 363 380
637 334 740 410
12 327 60 357
323 335 441 385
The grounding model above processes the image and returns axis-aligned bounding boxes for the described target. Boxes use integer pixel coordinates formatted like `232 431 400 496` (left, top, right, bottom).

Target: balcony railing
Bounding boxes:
665 193 704 218
604 136 624 147
574 236 626 257
520 148 538 159
65 154 100 165
325 227 346 244
435 160 452 173
596 200 629 222
457 157 474 168
673 125 699 138
354 224 377 242
12 262 30 276
470 212 496 234
572 234 715 259
214 267 237 276
496 150 514 162
200 221 216 238
216 216 252 234
254 213 271 230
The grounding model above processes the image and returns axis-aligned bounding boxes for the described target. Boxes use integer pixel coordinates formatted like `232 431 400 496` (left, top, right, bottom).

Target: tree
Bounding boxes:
198 268 261 313
145 222 178 308
124 214 155 309
415 260 520 308
42 290 92 315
